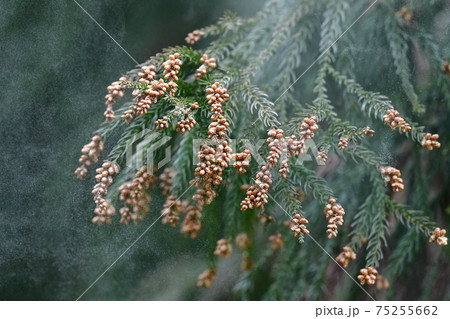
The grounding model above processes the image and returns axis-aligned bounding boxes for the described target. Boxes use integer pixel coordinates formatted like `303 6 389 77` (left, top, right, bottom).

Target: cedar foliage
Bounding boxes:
76 0 449 300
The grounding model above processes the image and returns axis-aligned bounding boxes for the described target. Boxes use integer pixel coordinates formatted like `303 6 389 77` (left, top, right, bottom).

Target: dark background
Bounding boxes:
0 0 261 300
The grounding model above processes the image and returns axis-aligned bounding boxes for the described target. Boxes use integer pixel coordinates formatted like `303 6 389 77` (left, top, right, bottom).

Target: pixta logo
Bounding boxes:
125 129 172 172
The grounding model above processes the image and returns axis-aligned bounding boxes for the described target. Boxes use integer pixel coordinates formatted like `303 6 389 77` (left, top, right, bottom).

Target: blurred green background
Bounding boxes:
0 0 262 300
2 0 449 301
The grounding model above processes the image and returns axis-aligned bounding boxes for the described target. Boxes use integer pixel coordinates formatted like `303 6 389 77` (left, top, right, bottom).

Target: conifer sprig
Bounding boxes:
75 0 448 299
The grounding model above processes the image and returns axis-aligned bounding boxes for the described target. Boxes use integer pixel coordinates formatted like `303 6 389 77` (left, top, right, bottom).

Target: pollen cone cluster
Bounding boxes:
421 133 440 151
206 82 230 139
266 129 285 168
159 168 175 196
163 53 182 96
195 54 217 79
362 126 375 137
241 117 319 210
324 198 345 239
376 275 390 290
104 76 128 121
240 129 283 210
181 204 202 238
235 233 251 250
158 168 203 238
197 268 216 288
122 66 160 121
357 267 378 285
396 6 413 25
191 83 232 211
185 30 205 45
191 142 231 206
214 239 232 258
286 116 319 157
383 109 411 133
191 145 222 207
316 151 328 164
122 54 181 122
92 161 120 224
118 166 157 224
278 159 290 179
299 116 319 141
279 134 295 179
176 117 196 134
155 116 169 130
429 228 448 246
119 208 137 225
241 254 253 271
240 168 272 211
123 79 169 122
161 195 183 227
163 53 182 81
233 150 251 174
159 169 180 225
338 137 348 150
138 65 157 85
336 246 356 268
290 213 310 238
75 135 104 179
269 233 284 250
380 166 404 192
